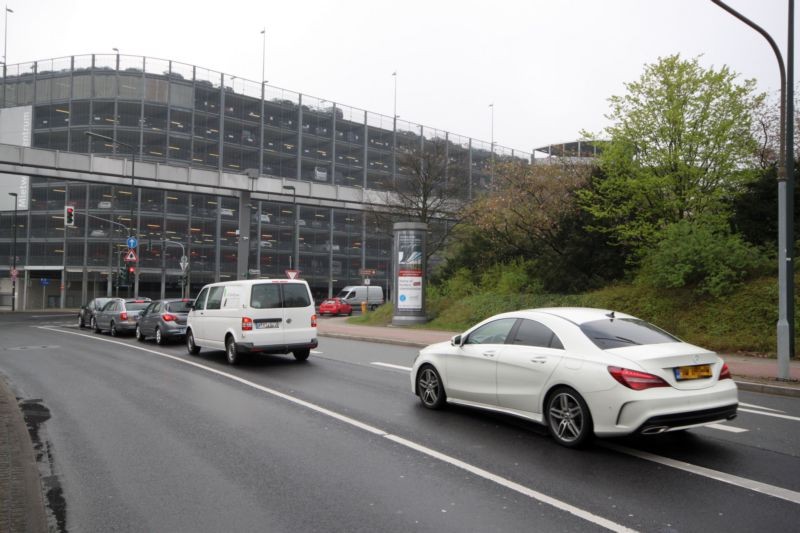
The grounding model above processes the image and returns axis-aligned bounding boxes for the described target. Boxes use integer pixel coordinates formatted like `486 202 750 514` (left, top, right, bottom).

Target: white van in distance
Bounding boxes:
186 279 317 365
336 285 384 310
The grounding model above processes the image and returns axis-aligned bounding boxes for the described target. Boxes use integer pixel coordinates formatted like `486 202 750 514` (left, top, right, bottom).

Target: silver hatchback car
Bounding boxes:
93 298 152 336
135 298 192 345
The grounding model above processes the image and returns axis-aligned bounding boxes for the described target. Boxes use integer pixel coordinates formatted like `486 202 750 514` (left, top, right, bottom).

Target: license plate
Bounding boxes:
256 322 279 329
674 364 712 380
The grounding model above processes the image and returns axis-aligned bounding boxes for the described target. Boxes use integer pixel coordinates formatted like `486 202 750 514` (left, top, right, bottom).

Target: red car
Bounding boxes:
319 297 353 316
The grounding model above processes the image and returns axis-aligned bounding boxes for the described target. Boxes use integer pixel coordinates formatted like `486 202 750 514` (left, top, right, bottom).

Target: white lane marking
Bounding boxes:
706 423 748 433
603 442 800 505
39 326 634 533
739 402 784 413
311 350 323 354
371 362 412 372
31 314 75 318
739 408 800 422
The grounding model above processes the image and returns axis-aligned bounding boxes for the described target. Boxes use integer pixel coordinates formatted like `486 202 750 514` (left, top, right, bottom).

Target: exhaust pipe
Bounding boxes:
641 425 669 435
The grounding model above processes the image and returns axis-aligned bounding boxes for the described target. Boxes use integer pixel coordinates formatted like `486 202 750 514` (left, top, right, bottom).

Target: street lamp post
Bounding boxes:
8 191 17 312
3 6 12 66
489 103 495 181
85 131 138 296
282 185 298 270
711 0 795 379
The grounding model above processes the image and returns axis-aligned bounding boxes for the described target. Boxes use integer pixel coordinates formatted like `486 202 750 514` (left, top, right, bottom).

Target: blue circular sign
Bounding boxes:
399 294 407 302
127 236 138 249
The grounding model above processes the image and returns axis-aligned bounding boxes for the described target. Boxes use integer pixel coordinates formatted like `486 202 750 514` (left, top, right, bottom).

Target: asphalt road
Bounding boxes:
1 313 798 532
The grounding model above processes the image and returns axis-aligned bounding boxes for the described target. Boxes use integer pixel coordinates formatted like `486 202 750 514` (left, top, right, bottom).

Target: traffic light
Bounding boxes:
64 205 75 227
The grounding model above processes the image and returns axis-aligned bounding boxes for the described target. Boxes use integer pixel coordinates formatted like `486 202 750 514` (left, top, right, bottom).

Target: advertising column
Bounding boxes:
392 222 427 326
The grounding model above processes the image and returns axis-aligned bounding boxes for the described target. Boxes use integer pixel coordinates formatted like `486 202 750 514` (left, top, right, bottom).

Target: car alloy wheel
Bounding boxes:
155 327 164 346
92 317 100 333
546 387 593 448
135 326 144 342
417 366 446 409
110 322 117 337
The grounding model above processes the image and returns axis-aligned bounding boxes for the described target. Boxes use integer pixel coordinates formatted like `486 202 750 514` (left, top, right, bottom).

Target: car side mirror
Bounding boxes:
451 334 463 347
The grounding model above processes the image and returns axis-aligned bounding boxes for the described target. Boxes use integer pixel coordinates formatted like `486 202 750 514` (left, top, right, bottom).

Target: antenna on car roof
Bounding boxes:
606 311 615 320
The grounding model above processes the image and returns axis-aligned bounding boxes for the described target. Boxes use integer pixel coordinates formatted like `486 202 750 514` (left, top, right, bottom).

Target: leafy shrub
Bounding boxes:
636 220 762 297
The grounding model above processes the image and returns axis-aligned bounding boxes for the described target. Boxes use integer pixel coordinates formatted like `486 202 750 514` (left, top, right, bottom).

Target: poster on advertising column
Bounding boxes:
397 230 423 311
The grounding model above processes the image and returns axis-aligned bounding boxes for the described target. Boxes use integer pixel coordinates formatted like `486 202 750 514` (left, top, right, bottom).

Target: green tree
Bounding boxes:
580 54 764 255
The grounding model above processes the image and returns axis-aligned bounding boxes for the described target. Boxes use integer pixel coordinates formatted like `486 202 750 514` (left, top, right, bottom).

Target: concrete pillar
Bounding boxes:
237 190 251 280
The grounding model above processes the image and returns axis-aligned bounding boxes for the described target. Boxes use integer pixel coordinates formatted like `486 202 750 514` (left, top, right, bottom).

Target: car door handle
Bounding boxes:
530 356 548 364
482 351 496 358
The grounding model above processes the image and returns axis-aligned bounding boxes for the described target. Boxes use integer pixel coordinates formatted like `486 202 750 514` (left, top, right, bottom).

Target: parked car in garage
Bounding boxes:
411 307 738 448
93 298 152 336
78 297 112 329
135 298 192 345
318 297 352 316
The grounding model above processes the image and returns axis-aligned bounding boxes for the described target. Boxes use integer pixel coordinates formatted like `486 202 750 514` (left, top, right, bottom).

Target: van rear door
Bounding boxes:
282 282 315 345
249 282 285 347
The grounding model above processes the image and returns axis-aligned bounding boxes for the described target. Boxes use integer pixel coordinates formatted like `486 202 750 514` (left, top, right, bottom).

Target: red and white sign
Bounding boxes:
285 269 300 280
124 248 138 262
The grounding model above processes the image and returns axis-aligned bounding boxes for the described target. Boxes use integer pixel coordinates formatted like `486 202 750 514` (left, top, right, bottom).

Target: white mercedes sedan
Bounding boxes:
410 307 738 448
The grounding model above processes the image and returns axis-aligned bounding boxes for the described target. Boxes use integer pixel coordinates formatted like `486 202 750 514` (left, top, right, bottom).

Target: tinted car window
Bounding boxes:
143 302 158 314
580 318 679 350
251 284 282 309
194 288 209 311
512 319 564 349
206 287 224 310
283 284 311 308
465 318 516 345
126 302 151 311
166 301 192 313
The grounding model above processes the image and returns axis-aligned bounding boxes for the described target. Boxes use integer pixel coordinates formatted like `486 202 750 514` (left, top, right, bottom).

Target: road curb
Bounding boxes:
319 332 430 348
734 380 800 398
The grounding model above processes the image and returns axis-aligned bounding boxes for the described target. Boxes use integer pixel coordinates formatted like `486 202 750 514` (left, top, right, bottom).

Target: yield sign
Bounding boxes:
124 248 138 262
285 269 299 280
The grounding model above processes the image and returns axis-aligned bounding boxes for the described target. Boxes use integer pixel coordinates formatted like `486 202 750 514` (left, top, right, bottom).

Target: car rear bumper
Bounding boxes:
235 339 318 354
636 403 738 434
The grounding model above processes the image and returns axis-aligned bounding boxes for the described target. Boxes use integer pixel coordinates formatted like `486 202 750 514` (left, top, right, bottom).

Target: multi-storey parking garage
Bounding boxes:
0 54 531 310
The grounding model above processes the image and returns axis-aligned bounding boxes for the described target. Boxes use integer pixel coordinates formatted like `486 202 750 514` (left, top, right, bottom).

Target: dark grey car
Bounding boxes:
93 298 152 336
135 299 192 345
78 297 112 329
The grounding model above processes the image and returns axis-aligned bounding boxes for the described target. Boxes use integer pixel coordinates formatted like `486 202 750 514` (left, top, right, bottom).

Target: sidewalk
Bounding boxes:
316 317 800 398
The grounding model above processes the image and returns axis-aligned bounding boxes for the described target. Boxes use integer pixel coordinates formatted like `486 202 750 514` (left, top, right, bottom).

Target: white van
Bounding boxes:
186 279 318 365
336 285 384 310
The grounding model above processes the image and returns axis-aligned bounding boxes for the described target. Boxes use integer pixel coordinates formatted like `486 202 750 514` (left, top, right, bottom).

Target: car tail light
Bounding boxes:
242 317 253 331
719 363 732 380
311 314 317 328
120 312 128 321
608 366 670 390
162 313 177 322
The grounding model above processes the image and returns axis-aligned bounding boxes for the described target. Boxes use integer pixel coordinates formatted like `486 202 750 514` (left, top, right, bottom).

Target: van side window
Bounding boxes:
195 288 209 311
206 287 224 310
251 284 281 309
283 284 311 308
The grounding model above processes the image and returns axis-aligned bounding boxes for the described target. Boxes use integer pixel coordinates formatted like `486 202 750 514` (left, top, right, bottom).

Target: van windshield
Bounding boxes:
336 290 352 299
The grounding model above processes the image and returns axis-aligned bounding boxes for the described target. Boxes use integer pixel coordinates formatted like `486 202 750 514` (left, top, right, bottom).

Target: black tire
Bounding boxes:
109 321 118 337
78 315 85 328
293 348 310 362
155 327 165 346
225 336 240 365
135 325 145 342
370 304 377 311
347 310 352 316
92 317 100 333
545 386 593 448
417 365 446 409
186 329 200 355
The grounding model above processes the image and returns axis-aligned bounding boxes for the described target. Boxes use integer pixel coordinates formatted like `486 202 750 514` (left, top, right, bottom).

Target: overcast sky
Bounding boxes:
4 0 798 154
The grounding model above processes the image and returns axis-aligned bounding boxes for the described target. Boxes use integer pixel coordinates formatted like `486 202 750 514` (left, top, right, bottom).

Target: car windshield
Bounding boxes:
166 301 192 313
580 318 679 350
126 302 151 311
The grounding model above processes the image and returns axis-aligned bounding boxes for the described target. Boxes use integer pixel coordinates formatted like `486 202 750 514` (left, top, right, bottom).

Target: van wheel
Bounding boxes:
225 336 240 365
186 330 200 355
293 348 310 362
370 304 378 311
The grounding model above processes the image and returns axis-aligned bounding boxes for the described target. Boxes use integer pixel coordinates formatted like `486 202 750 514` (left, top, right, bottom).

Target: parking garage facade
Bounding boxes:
0 54 531 310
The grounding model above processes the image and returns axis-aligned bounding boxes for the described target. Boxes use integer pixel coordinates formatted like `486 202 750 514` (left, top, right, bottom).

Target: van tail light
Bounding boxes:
311 314 317 328
120 312 128 321
242 317 253 331
608 366 670 391
162 313 177 322
719 363 732 380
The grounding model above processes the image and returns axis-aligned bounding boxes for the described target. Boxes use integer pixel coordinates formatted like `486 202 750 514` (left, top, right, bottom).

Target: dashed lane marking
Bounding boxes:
705 423 748 433
739 402 784 413
371 362 413 372
739 408 800 423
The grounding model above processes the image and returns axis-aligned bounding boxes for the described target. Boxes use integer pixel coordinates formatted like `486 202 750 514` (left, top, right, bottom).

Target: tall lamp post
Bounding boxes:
711 0 794 379
282 185 298 270
489 103 495 181
8 191 17 312
85 131 138 296
3 6 12 66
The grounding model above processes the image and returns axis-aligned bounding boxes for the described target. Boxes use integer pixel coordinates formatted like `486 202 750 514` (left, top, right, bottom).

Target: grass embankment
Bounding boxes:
351 275 796 355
